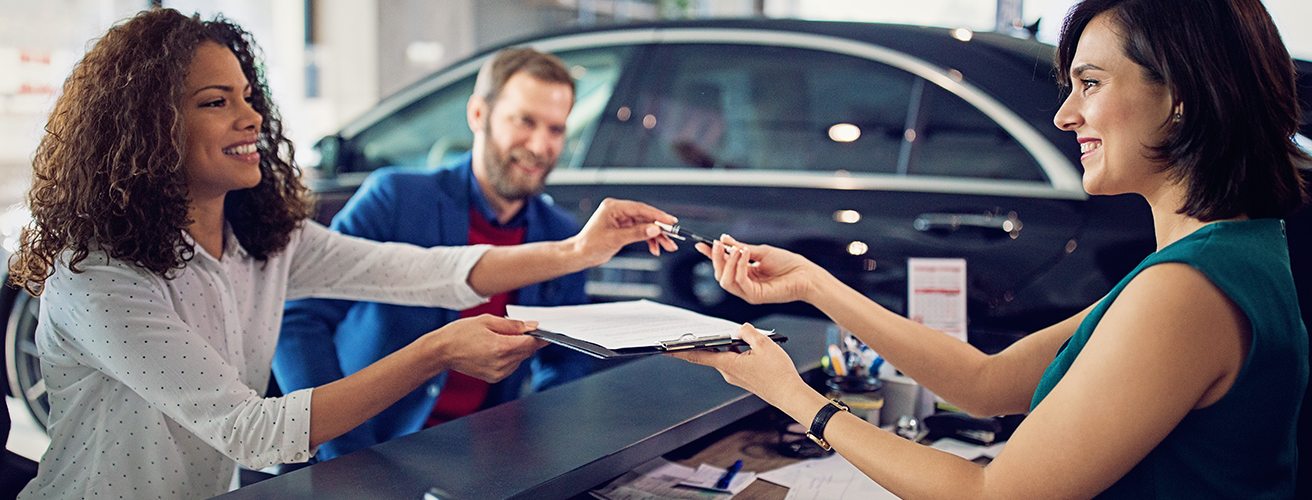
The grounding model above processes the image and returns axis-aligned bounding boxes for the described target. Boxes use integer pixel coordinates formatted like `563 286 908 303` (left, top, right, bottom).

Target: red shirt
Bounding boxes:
426 208 526 427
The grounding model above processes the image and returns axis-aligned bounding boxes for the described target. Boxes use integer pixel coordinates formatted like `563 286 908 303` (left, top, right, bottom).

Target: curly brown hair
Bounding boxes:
9 8 312 295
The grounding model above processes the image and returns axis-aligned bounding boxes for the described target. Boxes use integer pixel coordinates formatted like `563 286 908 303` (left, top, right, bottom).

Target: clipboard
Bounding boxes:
507 300 787 359
526 328 788 359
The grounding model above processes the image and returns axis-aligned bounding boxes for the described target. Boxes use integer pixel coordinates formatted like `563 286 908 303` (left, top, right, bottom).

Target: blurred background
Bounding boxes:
1 0 1310 469
0 0 1309 213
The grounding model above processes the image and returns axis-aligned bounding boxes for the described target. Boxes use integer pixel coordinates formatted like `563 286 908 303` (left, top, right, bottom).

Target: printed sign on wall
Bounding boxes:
907 257 967 342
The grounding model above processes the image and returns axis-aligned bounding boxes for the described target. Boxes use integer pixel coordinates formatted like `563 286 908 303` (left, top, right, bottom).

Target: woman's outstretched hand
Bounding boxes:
668 323 809 407
694 235 826 305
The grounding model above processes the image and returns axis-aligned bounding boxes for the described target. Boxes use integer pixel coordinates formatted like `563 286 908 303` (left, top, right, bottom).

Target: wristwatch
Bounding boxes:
806 399 849 451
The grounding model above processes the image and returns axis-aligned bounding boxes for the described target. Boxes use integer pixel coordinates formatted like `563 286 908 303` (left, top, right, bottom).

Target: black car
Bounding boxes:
3 19 1309 430
309 19 1312 341
317 18 1160 334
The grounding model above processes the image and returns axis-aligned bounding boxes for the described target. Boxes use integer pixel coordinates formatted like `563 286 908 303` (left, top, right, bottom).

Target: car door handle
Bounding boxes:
914 213 1022 237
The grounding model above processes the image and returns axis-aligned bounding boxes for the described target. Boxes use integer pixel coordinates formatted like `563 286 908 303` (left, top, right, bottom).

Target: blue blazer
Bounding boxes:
273 155 593 461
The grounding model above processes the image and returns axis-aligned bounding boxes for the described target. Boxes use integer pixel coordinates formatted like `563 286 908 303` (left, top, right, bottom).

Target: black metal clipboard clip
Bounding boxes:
658 330 778 351
527 329 787 359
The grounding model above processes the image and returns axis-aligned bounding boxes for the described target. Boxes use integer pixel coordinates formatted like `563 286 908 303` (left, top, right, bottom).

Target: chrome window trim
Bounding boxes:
340 30 662 138
342 26 1087 201
546 169 1086 200
647 29 1083 197
342 58 484 138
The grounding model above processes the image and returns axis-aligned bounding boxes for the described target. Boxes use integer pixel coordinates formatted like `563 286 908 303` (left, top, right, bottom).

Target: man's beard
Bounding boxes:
482 125 556 201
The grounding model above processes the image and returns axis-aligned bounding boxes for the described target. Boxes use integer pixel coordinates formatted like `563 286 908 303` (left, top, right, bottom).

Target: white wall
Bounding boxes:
1 0 1309 180
307 0 380 164
1038 0 1310 60
0 0 147 197
768 0 1312 61
165 0 318 162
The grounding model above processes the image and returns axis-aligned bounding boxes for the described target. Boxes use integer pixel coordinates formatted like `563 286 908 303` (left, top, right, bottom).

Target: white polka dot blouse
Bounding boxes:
18 221 490 499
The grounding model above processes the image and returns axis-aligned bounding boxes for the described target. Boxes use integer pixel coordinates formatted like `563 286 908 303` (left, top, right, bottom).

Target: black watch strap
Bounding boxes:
806 399 849 451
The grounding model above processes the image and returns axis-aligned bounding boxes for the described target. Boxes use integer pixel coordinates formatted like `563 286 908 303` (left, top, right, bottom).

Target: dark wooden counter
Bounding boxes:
215 314 830 500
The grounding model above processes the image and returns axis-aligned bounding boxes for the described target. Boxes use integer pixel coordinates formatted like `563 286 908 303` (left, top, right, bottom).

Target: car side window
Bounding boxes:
347 46 629 173
909 82 1045 181
352 76 476 173
592 43 1044 182
556 47 629 169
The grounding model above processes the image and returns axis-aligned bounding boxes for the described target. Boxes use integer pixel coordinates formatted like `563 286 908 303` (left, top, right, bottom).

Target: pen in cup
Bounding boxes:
715 460 743 489
828 344 847 377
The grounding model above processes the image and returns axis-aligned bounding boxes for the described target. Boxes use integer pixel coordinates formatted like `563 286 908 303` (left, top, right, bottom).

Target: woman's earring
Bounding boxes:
1172 103 1183 123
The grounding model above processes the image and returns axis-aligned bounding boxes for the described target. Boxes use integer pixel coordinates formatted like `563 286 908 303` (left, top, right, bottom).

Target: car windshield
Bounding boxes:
585 42 1047 182
347 46 630 173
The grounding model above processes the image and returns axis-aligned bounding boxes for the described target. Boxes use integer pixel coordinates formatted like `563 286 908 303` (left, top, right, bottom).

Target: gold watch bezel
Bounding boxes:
804 399 849 451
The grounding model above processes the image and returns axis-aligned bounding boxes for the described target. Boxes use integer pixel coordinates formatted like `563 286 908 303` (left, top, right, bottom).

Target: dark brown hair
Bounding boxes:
1057 0 1309 220
473 47 576 112
9 8 312 294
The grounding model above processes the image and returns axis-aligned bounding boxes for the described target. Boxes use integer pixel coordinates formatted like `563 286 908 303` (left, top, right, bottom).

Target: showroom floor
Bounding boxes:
6 396 47 462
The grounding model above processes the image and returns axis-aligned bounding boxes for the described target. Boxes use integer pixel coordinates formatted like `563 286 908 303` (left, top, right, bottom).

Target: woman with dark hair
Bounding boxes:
674 0 1309 498
11 8 675 499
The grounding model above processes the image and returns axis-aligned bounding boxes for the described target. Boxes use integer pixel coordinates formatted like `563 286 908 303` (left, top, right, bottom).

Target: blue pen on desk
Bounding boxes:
716 460 743 489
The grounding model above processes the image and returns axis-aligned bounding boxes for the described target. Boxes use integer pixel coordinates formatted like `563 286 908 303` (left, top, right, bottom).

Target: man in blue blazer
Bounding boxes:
274 48 608 461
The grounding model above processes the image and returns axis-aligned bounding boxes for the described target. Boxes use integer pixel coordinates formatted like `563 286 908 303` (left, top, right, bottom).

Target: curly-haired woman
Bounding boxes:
10 9 675 499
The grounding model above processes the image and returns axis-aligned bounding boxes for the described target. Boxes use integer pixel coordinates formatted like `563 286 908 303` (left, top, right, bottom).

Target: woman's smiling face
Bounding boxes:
182 42 264 201
1053 12 1176 198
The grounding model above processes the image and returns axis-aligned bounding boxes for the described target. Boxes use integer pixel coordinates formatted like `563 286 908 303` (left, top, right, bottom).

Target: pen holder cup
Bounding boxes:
825 376 883 424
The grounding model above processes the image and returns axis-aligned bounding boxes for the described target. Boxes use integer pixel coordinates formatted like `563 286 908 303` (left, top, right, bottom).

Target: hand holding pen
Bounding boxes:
691 233 825 306
654 221 734 251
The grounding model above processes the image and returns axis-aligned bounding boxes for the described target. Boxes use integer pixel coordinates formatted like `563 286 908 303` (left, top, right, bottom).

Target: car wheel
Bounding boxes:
5 291 47 430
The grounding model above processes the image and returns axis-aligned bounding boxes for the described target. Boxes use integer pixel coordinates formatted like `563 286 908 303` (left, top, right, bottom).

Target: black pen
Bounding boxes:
715 459 743 489
654 221 736 251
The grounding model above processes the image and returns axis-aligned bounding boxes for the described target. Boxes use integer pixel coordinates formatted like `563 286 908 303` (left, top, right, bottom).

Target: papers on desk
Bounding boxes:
507 300 785 358
590 458 756 500
757 454 901 500
753 439 1008 499
677 463 756 493
929 437 1006 461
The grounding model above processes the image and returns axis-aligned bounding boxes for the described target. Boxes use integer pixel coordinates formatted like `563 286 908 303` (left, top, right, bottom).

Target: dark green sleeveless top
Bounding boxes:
1031 219 1307 499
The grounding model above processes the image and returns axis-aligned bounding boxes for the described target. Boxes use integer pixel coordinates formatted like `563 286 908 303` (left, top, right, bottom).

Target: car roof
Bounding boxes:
346 19 1061 139
493 18 1055 65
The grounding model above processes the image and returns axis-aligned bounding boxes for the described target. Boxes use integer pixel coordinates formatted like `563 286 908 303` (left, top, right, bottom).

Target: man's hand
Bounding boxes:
571 198 679 267
424 315 548 382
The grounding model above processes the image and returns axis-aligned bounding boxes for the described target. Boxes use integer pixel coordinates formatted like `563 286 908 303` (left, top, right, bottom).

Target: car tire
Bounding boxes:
5 291 47 431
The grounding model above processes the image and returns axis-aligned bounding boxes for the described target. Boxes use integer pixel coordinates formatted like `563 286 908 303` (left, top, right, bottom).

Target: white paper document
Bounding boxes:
591 458 755 500
757 454 901 500
675 463 756 494
929 438 1006 461
507 299 744 350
